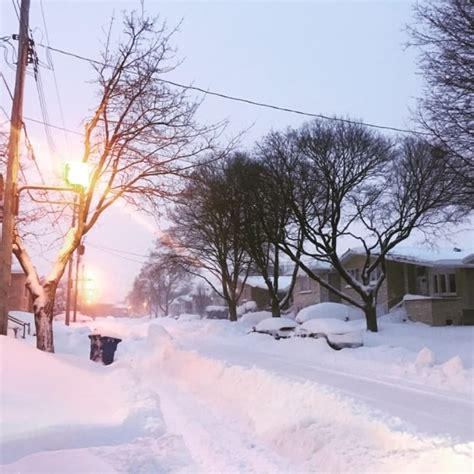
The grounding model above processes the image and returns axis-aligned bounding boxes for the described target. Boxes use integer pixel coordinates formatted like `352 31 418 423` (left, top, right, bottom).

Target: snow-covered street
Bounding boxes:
1 313 473 473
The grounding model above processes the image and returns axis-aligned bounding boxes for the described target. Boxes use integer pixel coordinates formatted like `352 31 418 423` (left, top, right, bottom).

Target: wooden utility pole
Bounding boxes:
64 197 77 326
0 0 31 335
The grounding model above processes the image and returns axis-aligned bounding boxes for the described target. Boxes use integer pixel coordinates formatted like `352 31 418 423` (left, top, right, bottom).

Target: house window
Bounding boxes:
433 272 456 295
347 268 360 282
347 267 381 285
369 266 382 284
300 276 311 292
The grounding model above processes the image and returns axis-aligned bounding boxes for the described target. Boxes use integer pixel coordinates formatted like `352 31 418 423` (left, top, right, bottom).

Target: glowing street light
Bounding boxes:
63 161 91 188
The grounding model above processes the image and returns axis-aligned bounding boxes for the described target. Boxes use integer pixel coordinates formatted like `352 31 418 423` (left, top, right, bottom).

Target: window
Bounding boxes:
369 266 382 284
347 267 381 285
433 272 456 295
347 268 360 282
300 276 311 292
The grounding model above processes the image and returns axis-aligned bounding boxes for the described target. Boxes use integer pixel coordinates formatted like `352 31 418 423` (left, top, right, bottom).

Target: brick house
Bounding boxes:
292 262 341 312
8 269 32 313
239 275 295 310
339 247 474 325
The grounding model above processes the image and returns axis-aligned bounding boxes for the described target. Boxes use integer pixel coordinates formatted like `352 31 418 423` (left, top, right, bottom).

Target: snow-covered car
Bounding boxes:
295 302 364 323
253 317 298 339
297 318 363 350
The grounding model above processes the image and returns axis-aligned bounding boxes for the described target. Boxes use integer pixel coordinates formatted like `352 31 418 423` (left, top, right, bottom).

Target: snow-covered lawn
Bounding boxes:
1 312 473 473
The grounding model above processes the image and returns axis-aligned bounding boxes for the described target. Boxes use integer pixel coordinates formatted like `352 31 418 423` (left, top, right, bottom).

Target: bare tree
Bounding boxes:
408 0 474 206
166 154 252 322
234 153 301 317
260 119 462 332
12 12 219 351
142 241 190 317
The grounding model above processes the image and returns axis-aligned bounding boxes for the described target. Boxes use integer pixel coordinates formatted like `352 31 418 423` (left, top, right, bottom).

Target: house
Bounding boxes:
293 260 341 312
339 246 474 325
169 294 194 317
8 269 32 313
239 274 295 311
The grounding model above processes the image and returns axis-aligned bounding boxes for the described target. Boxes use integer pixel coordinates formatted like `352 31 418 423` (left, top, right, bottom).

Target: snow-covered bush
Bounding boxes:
237 300 257 316
296 302 363 323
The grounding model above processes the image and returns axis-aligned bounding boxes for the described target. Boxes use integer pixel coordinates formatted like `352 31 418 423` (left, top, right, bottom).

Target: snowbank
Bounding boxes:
296 302 364 323
177 313 201 322
0 337 130 444
147 336 473 473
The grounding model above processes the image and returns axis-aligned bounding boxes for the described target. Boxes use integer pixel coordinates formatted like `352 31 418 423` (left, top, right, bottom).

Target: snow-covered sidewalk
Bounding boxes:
1 313 473 473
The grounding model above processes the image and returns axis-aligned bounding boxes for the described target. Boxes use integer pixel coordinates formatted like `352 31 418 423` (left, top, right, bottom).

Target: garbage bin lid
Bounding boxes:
90 328 121 339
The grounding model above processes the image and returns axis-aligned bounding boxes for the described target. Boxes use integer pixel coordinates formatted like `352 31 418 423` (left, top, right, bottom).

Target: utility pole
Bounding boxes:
0 0 31 335
64 197 77 326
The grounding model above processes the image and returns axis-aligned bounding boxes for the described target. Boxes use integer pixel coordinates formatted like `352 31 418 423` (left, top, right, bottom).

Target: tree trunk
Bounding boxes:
364 303 378 332
271 295 281 317
32 283 57 352
228 301 238 322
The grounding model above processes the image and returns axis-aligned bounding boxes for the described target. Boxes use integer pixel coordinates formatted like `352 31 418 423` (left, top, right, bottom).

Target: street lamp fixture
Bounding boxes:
63 161 91 189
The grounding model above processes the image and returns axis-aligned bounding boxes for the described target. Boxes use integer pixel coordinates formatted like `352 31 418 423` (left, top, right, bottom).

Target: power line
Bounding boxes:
22 115 83 136
87 242 148 264
38 0 71 152
10 0 20 20
89 242 150 258
36 42 429 136
0 72 14 100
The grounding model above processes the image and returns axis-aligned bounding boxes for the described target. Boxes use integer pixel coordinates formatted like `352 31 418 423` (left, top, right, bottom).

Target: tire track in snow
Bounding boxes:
153 379 292 474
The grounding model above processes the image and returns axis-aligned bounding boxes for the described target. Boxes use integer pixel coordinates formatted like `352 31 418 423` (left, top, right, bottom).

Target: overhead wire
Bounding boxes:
1 70 66 236
87 242 148 264
36 43 429 137
38 0 71 152
88 241 150 258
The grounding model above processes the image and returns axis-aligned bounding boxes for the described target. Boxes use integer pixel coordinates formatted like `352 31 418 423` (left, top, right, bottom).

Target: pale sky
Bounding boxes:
1 1 472 302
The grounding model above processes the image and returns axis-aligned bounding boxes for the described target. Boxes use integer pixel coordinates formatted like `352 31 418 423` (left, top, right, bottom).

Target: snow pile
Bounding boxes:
415 347 435 367
2 312 473 473
239 311 272 326
296 302 364 323
177 313 201 322
148 337 473 473
0 337 130 445
54 312 93 322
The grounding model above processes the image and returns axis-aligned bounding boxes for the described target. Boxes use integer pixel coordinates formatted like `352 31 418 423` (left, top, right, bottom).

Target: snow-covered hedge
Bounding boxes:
237 300 257 316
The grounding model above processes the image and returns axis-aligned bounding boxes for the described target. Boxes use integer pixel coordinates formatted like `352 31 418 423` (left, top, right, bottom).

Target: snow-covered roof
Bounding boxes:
172 294 193 304
341 246 474 268
244 275 294 291
298 256 332 271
